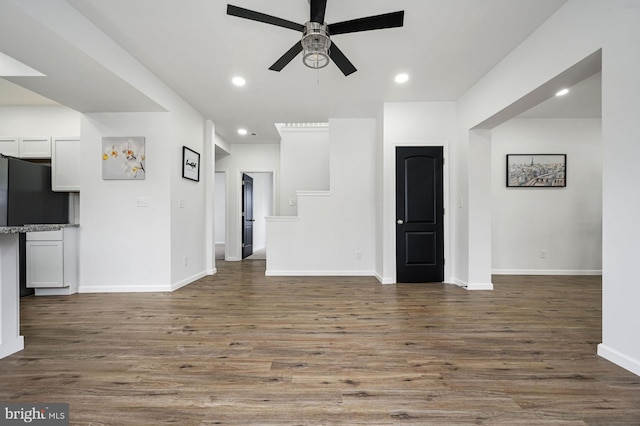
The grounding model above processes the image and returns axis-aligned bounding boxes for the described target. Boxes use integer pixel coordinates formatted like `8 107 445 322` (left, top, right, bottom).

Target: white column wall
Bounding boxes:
169 107 208 287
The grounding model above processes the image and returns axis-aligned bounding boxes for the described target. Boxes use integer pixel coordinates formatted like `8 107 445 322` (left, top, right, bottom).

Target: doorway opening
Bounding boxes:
240 171 274 261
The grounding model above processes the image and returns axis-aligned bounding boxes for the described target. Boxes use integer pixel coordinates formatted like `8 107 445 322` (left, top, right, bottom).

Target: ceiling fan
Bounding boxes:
227 0 404 76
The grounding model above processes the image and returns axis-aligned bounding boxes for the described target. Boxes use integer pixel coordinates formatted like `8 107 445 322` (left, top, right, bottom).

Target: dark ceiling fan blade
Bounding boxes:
310 0 327 23
269 41 304 71
227 4 304 32
328 11 404 35
328 42 357 76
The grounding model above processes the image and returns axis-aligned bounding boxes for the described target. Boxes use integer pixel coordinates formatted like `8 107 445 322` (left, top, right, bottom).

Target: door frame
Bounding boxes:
214 170 228 261
392 141 450 283
234 169 278 261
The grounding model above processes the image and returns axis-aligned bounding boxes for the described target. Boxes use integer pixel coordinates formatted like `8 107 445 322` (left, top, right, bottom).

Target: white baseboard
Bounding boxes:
598 343 640 377
171 271 207 291
79 271 208 293
79 284 172 293
452 277 467 288
0 336 24 359
466 282 494 290
450 278 493 290
206 268 217 275
375 273 395 285
35 287 76 296
265 270 375 277
492 269 602 276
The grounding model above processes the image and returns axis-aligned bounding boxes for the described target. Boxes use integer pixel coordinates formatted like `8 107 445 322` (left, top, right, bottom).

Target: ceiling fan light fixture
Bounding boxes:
301 22 331 70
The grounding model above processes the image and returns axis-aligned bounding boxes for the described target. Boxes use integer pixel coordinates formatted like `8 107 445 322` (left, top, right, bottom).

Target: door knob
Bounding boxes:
397 219 404 225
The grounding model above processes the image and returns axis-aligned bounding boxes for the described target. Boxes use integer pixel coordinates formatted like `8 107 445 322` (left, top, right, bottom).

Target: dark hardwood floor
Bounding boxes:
1 261 639 425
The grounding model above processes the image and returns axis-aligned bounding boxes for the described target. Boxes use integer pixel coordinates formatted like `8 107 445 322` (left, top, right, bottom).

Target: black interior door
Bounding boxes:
396 146 444 282
242 173 254 259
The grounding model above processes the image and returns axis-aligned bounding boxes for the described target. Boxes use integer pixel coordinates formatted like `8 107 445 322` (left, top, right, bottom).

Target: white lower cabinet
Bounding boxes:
26 228 78 295
26 239 64 287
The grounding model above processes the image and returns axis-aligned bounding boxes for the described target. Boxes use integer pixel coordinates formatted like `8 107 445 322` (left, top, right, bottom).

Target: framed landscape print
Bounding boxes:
182 146 200 182
506 154 566 187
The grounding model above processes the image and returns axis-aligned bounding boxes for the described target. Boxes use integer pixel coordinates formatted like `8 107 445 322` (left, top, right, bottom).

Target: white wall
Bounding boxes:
214 172 226 243
455 0 640 375
266 118 376 276
378 102 457 284
215 143 280 260
79 112 172 292
278 127 329 216
491 118 602 274
169 106 208 287
0 106 80 136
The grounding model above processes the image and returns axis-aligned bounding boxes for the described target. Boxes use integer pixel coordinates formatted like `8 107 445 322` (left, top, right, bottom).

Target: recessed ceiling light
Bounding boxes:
232 76 246 87
556 88 569 96
237 128 248 136
395 73 409 84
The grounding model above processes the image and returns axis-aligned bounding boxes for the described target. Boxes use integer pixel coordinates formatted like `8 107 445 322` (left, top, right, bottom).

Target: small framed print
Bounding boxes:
102 136 145 180
506 154 566 188
182 146 200 182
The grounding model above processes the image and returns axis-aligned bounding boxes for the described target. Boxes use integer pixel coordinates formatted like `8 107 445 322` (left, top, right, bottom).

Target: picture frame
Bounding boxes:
182 146 200 182
506 154 566 188
102 136 145 180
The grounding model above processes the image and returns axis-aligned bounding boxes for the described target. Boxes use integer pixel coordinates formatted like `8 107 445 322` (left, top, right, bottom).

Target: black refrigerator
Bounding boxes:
0 155 69 296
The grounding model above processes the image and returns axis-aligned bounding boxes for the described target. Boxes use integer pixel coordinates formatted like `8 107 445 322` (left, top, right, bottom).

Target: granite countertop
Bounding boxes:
0 224 79 234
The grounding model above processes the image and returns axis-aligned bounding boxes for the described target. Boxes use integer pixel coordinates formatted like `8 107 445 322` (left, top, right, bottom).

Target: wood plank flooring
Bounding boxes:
1 261 639 425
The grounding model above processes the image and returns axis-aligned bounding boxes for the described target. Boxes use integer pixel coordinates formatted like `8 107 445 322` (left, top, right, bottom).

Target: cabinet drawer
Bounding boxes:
26 230 64 241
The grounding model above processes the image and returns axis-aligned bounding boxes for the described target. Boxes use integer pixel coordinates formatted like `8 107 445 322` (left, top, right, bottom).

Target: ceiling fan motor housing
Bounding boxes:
302 22 331 69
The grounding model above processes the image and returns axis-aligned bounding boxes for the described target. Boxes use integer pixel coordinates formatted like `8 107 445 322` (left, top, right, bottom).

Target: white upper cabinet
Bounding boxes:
0 137 19 157
51 137 80 192
18 136 51 158
0 136 51 159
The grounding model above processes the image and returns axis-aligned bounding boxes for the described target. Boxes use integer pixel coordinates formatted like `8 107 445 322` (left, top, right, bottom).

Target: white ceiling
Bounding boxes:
0 0 600 144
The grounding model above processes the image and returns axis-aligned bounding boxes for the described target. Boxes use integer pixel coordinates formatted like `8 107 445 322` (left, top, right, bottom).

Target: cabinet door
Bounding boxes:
26 241 64 288
0 137 19 157
19 136 51 158
52 137 80 191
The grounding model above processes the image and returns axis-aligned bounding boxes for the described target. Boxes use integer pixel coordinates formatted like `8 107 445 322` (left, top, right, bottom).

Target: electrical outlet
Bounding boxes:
356 251 362 260
183 256 188 266
540 250 547 259
135 197 148 207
